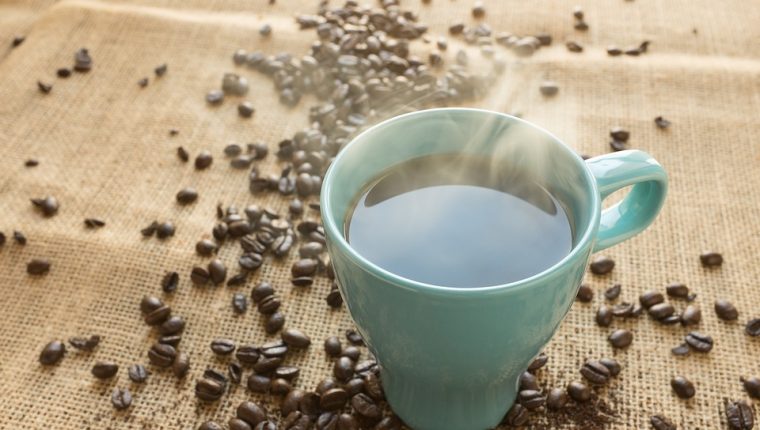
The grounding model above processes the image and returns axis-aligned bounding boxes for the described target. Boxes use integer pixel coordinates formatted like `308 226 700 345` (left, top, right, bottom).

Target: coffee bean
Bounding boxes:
265 312 285 334
566 41 583 52
211 339 236 355
195 150 213 169
299 391 321 416
472 1 485 17
666 283 689 298
590 256 614 274
519 389 545 410
31 196 59 217
196 377 225 402
299 242 324 259
149 343 176 367
248 374 271 393
351 393 381 420
39 340 65 365
54 67 71 78
546 387 568 410
238 401 267 426
159 316 185 335
69 335 100 351
341 346 361 363
282 328 311 348
326 288 343 308
176 187 198 205
227 273 247 287
230 418 253 430
608 329 633 348
596 304 613 327
648 302 675 320
208 259 227 285
576 284 593 302
746 319 760 336
140 296 164 314
282 389 304 417
324 336 342 357
141 221 158 237
572 5 584 19
650 415 676 430
599 357 621 376
206 90 224 105
191 266 211 285
254 356 283 374
111 388 132 410
448 23 465 35
258 295 281 314
661 314 682 325
742 377 760 399
11 230 26 245
319 387 348 411
715 299 739 320
291 276 314 287
504 403 528 426
333 357 354 382
236 345 260 365
567 381 591 402
539 81 559 97
625 46 641 56
639 290 664 308
229 292 248 315
12 35 25 47
239 253 264 271
173 352 190 378
316 377 339 396
144 305 171 325
154 63 167 77
255 422 277 430
317 412 339 430
681 305 701 325
685 332 713 352
92 361 119 379
610 127 630 142
574 20 589 30
671 343 690 356
193 239 216 257
159 335 181 347
606 45 622 56
156 221 175 239
605 284 622 300
37 80 52 94
612 302 635 317
161 271 179 293
128 364 149 383
528 353 548 371
345 330 363 346
655 116 672 129
726 400 754 430
671 376 695 399
700 251 723 267
137 77 149 87
177 146 190 162
74 48 92 72
581 360 611 385
238 101 256 118
519 371 539 391
199 422 223 430
252 282 274 303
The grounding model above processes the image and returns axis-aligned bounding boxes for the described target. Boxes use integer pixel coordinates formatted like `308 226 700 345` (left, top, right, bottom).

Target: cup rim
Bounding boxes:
320 107 601 294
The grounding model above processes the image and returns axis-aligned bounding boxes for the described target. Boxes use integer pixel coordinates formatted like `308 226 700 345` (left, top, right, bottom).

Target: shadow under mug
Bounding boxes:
320 108 667 430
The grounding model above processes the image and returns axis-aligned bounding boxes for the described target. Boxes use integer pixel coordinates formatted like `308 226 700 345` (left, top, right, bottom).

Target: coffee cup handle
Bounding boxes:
585 149 668 252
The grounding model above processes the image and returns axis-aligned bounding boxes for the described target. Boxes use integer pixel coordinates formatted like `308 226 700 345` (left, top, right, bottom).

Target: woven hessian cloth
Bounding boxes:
1 0 760 428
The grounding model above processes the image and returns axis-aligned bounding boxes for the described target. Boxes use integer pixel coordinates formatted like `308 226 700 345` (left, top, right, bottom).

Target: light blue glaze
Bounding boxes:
320 108 667 430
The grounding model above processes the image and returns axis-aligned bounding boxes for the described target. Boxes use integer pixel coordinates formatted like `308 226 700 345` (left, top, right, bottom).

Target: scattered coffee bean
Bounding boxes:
258 295 281 314
666 283 689 298
84 218 105 229
472 1 485 18
12 35 25 47
230 292 248 314
671 343 689 356
159 315 185 335
229 418 253 430
173 352 190 378
528 353 548 371
596 304 613 327
605 284 622 300
176 187 198 204
743 377 760 399
546 387 568 410
74 48 92 72
590 256 614 274
345 329 363 346
148 343 177 367
520 371 539 391
655 116 671 129
161 271 179 293
341 346 361 361
574 20 589 30
567 381 591 402
259 24 272 37
191 267 210 285
700 251 723 267
206 90 224 104
504 403 528 426
726 400 754 430
685 332 713 352
650 415 676 430
239 101 255 118
69 335 100 351
607 46 622 56
566 41 583 52
608 329 633 348
648 302 675 320
177 146 189 162
25 159 39 167
715 299 739 321
324 336 342 357
625 46 641 56
612 302 634 317
12 230 26 245
195 150 213 169
92 361 119 379
27 258 51 275
37 80 52 94
576 284 593 302
137 77 149 87
746 319 760 336
31 196 59 217
681 305 701 325
519 389 545 410
539 80 559 97
610 127 630 142
111 388 132 410
282 328 311 348
671 376 695 399
144 305 171 326
222 73 249 96
39 340 65 365
140 296 164 314
155 63 167 77
599 357 621 376
351 393 381 419
196 377 226 402
211 339 236 355
237 401 267 426
333 356 354 382
128 364 149 383
156 221 175 239
199 421 223 430
581 360 611 385
208 259 227 285
248 374 271 393
263 312 284 334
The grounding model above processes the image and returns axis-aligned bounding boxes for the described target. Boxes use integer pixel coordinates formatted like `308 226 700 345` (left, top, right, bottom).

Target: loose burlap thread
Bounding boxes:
1 0 759 428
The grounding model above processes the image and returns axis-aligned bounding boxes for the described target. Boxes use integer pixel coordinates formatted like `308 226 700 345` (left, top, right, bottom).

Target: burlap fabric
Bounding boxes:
1 0 759 428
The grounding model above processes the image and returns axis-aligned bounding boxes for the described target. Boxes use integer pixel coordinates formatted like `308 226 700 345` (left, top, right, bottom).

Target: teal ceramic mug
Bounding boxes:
320 108 667 430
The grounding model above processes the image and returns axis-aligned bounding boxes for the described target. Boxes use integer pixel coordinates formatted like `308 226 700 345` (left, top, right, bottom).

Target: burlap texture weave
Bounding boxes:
1 0 759 428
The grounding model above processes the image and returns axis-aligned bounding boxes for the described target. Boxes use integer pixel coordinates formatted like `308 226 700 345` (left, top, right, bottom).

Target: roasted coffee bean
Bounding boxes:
590 256 614 274
13 230 26 245
581 360 611 385
345 330 363 346
74 48 92 72
539 81 559 97
176 187 198 204
196 239 218 256
173 352 190 378
236 345 260 365
37 81 52 94
471 1 485 17
258 295 281 314
624 46 641 56
649 302 675 320
228 363 243 385
661 314 681 325
177 147 190 162
39 340 65 365
639 290 664 308
196 377 225 402
137 77 149 87
265 312 285 334
605 284 621 300
299 242 324 258
239 253 264 271
574 20 589 30
140 296 163 314
141 221 159 237
291 259 318 277
351 393 381 420
195 150 213 170
232 293 248 314
315 378 338 396
520 371 539 391
211 339 236 355
655 116 672 129
685 332 713 352
609 139 628 151
227 273 247 287
156 221 175 239
299 391 321 416
743 377 760 399
700 251 723 267
681 305 701 325
255 422 277 430
128 364 149 383
596 304 613 327
92 361 119 379
599 357 621 376
528 353 548 371
650 415 676 430
206 90 224 105
272 234 294 257
671 343 690 356
230 418 253 430
191 267 211 285
504 403 528 426
291 276 314 287
247 374 271 393
666 283 689 298
252 282 275 303
715 299 739 320
208 259 227 284
68 335 100 351
149 343 176 367
111 388 132 410
159 335 182 347
671 376 695 399
610 127 630 142
333 357 354 382
199 422 223 430
546 387 568 410
324 337 342 357
612 302 634 317
282 389 304 417
326 287 342 308
576 284 593 302
154 63 167 77
746 319 760 336
57 67 72 78
271 378 292 395
518 389 545 410
224 144 243 157
566 41 583 52
203 368 229 385
567 381 591 402
161 271 179 293
339 346 359 361
318 387 348 411
632 304 645 316
608 329 633 348
275 366 300 381
159 316 185 335
212 223 229 241
317 412 338 430
144 305 171 325
238 401 267 426
27 258 51 275
726 400 754 430
254 357 283 374
282 328 311 348
239 102 255 118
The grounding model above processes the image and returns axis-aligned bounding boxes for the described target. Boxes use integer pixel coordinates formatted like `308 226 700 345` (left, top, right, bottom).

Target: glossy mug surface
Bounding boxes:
320 108 667 430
